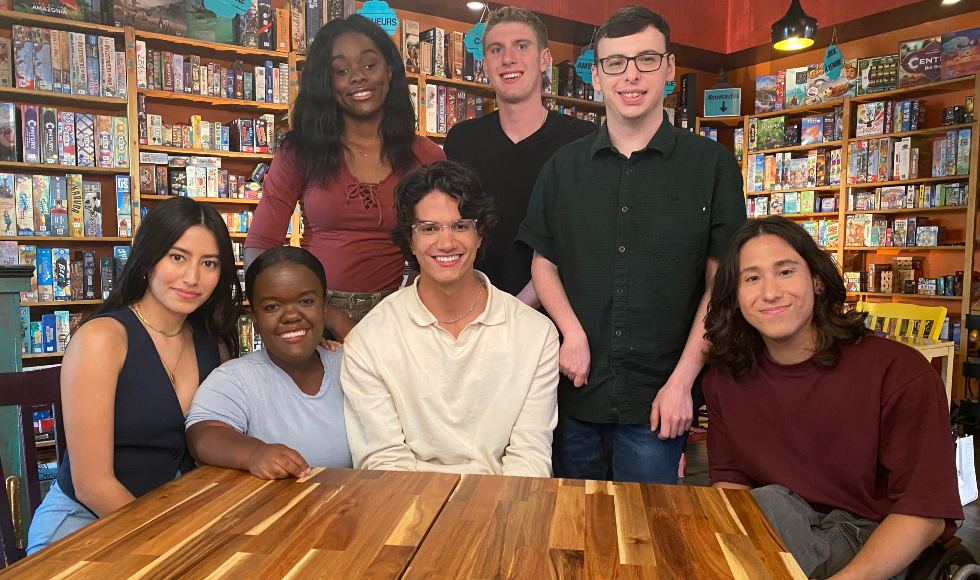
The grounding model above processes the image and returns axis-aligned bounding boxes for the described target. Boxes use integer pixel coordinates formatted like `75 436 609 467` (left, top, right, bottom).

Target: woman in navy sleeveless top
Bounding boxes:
27 197 242 554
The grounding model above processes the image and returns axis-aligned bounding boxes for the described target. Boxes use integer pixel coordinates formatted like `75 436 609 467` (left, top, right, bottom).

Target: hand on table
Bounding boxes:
247 443 312 480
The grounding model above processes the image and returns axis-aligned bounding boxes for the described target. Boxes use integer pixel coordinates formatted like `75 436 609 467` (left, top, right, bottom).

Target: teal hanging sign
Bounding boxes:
464 23 485 61
575 49 594 84
824 44 844 81
665 80 675 95
357 0 398 35
703 88 741 117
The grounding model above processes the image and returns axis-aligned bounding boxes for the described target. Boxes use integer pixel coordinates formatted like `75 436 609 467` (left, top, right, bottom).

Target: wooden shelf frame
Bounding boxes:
0 9 124 36
749 140 843 156
137 89 289 113
138 145 275 161
843 206 968 216
136 31 291 66
0 87 128 110
141 195 260 205
0 162 128 175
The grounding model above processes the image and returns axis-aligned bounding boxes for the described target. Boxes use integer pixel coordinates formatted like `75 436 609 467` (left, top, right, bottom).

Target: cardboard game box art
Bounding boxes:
14 0 101 23
111 0 188 36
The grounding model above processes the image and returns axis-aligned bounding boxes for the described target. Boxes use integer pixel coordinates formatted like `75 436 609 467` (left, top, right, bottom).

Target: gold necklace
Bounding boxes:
437 282 485 325
158 330 188 386
132 303 183 337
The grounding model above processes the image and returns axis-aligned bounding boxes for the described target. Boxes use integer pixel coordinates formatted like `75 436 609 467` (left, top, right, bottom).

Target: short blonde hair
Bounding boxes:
485 6 548 51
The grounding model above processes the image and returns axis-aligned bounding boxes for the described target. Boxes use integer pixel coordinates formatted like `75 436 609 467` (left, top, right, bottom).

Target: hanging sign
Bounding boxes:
464 22 485 61
575 49 594 84
665 79 676 95
824 44 844 80
356 0 398 36
703 88 741 117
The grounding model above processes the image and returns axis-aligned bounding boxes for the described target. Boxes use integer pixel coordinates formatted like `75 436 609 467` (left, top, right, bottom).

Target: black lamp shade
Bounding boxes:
771 0 818 51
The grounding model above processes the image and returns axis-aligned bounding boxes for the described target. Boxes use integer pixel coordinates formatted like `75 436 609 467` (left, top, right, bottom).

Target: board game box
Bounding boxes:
899 36 942 87
755 75 779 113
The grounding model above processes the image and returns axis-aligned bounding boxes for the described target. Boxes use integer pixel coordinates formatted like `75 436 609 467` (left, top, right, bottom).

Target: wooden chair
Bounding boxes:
0 366 66 567
856 301 947 340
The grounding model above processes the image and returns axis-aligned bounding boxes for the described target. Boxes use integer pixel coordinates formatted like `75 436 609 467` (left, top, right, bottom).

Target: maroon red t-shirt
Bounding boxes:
704 335 963 538
246 137 446 292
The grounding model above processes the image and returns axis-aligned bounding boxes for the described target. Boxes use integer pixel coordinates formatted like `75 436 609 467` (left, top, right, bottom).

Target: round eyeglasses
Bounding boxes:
412 219 479 239
597 52 669 75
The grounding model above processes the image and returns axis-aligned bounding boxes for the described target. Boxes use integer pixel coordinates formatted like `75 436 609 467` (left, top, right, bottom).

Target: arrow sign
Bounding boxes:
703 87 741 117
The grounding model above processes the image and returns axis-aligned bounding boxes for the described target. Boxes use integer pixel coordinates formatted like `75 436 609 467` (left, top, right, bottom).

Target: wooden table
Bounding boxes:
3 468 806 579
0 466 459 579
888 335 956 405
405 475 805 580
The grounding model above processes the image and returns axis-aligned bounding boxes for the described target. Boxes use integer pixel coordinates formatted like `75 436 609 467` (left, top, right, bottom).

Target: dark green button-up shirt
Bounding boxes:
516 114 746 424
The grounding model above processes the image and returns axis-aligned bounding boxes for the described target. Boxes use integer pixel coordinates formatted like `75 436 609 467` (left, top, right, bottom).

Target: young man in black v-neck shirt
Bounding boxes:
444 6 597 306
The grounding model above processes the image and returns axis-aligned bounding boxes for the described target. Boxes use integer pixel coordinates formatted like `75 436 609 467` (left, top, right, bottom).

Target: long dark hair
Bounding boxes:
244 246 327 304
704 216 868 379
283 15 417 185
89 197 241 357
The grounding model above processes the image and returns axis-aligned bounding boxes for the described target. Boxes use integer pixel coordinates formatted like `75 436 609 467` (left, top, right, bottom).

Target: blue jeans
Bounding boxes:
552 410 685 483
27 482 97 555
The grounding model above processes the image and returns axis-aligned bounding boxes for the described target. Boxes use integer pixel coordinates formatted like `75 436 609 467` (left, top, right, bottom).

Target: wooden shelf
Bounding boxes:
750 101 841 121
0 87 127 110
844 206 968 215
138 145 275 161
21 300 102 307
697 116 743 127
0 9 124 36
138 89 288 113
748 185 839 194
856 123 974 141
545 93 605 110
849 292 963 301
426 132 447 139
0 235 131 243
22 352 64 359
141 195 260 205
750 212 837 220
136 31 289 64
843 246 966 251
846 175 970 188
229 233 248 239
749 140 842 155
0 161 127 174
849 76 976 104
422 75 495 95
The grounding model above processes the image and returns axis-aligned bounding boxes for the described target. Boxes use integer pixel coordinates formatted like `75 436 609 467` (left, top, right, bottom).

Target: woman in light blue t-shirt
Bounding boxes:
186 247 352 479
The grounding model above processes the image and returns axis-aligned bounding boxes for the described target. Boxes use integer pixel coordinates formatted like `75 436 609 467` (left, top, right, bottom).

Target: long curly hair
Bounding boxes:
704 216 868 379
282 14 417 185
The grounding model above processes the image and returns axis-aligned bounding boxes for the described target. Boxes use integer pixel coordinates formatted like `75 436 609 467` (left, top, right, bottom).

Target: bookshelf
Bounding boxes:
742 75 980 395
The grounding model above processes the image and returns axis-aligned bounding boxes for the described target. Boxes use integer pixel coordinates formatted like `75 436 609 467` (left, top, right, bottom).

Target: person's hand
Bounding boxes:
559 332 591 387
247 443 311 480
650 381 693 439
319 337 343 352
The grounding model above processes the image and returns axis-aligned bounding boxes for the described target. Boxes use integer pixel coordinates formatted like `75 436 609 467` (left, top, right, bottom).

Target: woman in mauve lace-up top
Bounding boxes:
246 15 444 339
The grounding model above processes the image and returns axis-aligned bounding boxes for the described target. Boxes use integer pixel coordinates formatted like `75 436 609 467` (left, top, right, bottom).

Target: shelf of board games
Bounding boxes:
22 300 103 307
0 88 127 111
0 9 124 37
849 292 963 301
135 31 291 66
0 162 129 175
750 140 843 156
140 195 261 205
138 146 275 162
843 206 969 216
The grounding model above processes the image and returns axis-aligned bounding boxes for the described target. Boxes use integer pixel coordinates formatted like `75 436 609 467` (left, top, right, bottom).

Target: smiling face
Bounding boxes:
411 190 481 288
331 31 392 120
737 234 821 356
483 21 550 105
251 261 325 367
146 225 221 316
593 25 674 125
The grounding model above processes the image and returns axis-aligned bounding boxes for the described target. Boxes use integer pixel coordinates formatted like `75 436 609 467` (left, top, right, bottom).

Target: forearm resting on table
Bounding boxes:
712 481 752 490
74 475 136 517
829 514 945 580
187 422 265 472
531 252 584 338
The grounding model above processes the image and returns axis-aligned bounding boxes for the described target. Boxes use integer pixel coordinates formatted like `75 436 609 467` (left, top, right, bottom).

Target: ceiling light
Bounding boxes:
771 0 818 51
467 1 485 9
941 0 962 5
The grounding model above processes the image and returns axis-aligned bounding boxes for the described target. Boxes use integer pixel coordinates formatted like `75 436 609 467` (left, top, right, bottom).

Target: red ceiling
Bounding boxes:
495 0 928 54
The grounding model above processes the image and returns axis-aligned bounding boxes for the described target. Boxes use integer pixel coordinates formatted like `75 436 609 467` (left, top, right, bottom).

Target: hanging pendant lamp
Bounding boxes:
771 0 818 51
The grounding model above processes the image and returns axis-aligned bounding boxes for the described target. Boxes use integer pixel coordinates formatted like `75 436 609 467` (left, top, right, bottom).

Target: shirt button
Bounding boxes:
616 288 623 294
619 246 626 252
172 451 180 460
625 169 633 175
622 206 629 212
615 330 622 336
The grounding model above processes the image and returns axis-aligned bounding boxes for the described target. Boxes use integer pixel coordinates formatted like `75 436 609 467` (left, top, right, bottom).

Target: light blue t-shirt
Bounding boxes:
186 346 353 469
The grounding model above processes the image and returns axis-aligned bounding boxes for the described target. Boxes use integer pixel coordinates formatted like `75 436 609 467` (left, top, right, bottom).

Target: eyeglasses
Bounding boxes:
597 52 670 75
412 219 479 239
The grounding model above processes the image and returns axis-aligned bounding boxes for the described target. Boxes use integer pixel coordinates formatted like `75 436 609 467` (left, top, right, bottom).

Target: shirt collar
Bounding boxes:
406 271 506 328
589 111 677 159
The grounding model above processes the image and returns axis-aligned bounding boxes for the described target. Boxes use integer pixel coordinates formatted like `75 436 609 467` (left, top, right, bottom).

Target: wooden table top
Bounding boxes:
2 466 459 580
404 474 807 580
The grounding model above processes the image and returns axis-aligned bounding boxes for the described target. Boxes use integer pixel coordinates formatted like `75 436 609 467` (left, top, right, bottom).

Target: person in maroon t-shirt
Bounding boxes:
702 216 963 580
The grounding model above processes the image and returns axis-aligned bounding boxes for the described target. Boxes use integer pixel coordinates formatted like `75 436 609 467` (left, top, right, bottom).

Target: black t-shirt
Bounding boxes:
444 110 598 296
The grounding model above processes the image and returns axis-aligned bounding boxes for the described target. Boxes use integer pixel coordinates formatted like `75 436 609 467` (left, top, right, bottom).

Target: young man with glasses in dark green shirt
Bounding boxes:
517 6 745 483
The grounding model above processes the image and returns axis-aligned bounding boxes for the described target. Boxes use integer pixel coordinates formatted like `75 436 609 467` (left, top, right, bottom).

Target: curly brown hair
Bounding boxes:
391 160 498 270
704 216 868 379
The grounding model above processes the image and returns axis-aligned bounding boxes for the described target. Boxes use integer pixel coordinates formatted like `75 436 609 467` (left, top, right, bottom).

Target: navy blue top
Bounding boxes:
57 308 220 509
